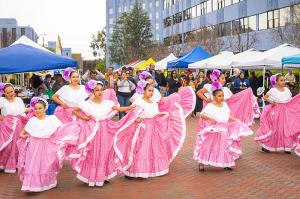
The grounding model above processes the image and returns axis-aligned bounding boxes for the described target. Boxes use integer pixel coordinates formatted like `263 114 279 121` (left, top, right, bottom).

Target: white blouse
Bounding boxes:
25 115 62 138
133 98 159 119
201 102 230 123
0 97 26 116
267 87 292 103
203 84 233 100
131 88 162 103
79 100 115 121
55 85 89 107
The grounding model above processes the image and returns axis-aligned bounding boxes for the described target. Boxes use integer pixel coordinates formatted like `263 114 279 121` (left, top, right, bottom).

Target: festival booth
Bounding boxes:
134 58 155 70
167 46 211 69
0 36 77 115
188 51 234 70
155 53 177 70
113 59 142 73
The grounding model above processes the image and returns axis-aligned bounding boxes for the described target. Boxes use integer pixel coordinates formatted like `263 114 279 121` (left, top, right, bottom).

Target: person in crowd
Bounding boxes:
37 87 49 100
31 75 48 96
155 70 167 96
52 72 67 94
233 71 250 93
285 70 296 87
249 71 259 96
187 73 196 90
44 74 52 90
255 74 300 154
193 71 210 116
127 67 139 85
63 80 135 187
82 69 105 84
117 71 136 118
228 68 240 92
114 80 195 179
17 97 64 192
166 70 180 94
105 66 116 90
148 64 156 79
0 83 28 173
195 71 206 89
193 81 253 171
52 67 89 123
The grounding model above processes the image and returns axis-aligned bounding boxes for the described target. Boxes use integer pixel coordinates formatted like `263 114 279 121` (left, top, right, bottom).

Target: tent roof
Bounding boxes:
11 35 52 52
0 37 77 74
135 58 155 70
167 46 211 68
232 44 300 69
188 51 234 69
155 53 177 70
282 54 300 68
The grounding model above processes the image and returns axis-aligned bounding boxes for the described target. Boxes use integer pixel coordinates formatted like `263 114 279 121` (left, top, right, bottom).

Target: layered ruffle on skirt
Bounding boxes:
0 115 27 173
255 95 300 152
194 120 253 168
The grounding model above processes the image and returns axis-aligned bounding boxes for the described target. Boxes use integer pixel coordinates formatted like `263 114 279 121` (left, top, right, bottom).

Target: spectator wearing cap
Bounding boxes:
82 69 105 84
233 71 250 93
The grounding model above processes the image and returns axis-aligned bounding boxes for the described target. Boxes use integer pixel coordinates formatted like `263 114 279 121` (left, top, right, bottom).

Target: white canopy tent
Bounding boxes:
188 51 234 69
232 44 300 69
155 53 177 70
11 35 52 52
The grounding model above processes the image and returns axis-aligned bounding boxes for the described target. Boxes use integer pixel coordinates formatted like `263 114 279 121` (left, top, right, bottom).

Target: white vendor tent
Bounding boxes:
188 51 234 69
155 53 177 70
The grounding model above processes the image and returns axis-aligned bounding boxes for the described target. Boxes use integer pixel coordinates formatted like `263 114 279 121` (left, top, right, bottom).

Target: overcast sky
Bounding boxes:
0 0 106 59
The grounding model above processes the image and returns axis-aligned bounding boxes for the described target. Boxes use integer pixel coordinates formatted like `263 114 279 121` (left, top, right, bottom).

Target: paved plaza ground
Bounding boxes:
0 117 300 199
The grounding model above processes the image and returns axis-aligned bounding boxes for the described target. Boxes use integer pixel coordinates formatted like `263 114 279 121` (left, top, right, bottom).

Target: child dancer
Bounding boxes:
194 81 253 171
255 74 300 153
17 97 63 192
52 67 89 123
62 80 135 187
114 81 195 178
0 83 27 173
130 71 161 103
198 69 259 125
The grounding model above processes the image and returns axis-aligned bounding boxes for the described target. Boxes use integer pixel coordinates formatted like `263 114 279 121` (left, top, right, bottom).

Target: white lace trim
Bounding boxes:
21 181 57 192
0 117 18 151
196 159 235 168
124 168 169 178
76 172 117 187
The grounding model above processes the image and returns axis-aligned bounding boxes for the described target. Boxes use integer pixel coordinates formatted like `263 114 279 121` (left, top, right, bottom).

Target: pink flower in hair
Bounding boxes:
136 80 147 94
270 75 277 87
210 69 221 81
63 67 74 81
139 71 151 80
85 80 97 93
0 83 5 94
211 81 222 92
30 97 40 109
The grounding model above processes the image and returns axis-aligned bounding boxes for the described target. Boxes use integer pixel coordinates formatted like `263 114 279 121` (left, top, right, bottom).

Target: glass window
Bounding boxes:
156 12 160 19
109 18 113 24
21 28 25 36
207 0 212 13
213 0 218 11
109 8 113 15
280 7 290 26
12 28 16 42
224 21 232 36
156 33 160 41
192 6 197 18
183 9 191 21
259 12 267 30
156 1 159 7
232 19 240 33
149 13 152 20
164 17 172 27
225 0 231 7
267 9 279 28
149 2 152 9
248 15 257 31
156 23 159 30
142 3 146 9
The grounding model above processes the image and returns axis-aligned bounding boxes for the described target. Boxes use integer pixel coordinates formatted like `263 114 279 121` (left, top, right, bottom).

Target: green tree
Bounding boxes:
90 27 106 58
109 0 153 65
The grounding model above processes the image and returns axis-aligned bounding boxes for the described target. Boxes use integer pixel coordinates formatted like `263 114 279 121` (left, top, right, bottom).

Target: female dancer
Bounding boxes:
52 67 89 123
198 69 259 125
255 74 300 153
0 83 28 173
18 97 63 192
130 71 161 103
114 80 195 178
194 81 253 171
60 80 135 187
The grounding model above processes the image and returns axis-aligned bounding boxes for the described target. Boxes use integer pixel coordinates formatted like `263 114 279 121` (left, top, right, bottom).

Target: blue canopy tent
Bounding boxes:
282 54 300 67
0 39 77 74
167 46 212 69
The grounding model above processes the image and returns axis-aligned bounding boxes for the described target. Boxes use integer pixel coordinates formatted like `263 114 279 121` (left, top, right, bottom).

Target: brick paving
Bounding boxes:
1 117 300 199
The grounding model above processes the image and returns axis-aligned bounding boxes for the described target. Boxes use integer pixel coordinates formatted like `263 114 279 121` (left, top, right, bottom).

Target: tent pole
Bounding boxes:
281 64 284 74
262 67 266 111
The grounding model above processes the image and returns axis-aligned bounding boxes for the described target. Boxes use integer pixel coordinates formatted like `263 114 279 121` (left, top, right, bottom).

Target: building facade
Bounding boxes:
106 0 300 66
0 18 38 48
62 48 72 57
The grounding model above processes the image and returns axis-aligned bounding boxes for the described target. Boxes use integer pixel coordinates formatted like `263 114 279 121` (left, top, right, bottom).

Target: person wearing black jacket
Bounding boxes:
249 71 259 96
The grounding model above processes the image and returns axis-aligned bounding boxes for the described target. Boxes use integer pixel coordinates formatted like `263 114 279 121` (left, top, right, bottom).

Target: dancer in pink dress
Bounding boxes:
17 97 63 192
59 80 135 187
0 83 28 173
255 74 300 153
194 81 253 171
52 67 89 123
198 69 259 125
114 81 195 178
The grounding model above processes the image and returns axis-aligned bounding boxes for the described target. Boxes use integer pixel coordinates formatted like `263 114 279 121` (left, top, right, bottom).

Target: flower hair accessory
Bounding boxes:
139 71 151 80
136 80 148 94
30 97 49 110
63 67 75 81
210 69 221 81
0 82 13 95
85 80 103 93
211 81 222 93
270 74 280 87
